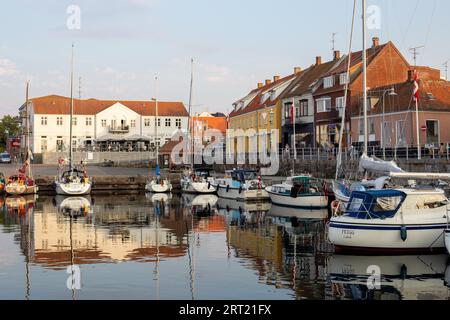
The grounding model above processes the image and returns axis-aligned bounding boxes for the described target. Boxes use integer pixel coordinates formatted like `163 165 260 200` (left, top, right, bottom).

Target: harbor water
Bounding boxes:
0 193 449 300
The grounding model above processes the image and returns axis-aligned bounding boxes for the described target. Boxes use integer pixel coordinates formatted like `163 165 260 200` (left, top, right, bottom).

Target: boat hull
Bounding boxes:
266 188 328 209
328 220 447 253
217 185 269 201
146 180 172 193
55 181 92 196
181 180 216 194
5 183 38 195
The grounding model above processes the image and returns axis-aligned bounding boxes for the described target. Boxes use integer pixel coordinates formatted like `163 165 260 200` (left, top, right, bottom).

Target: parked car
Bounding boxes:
0 152 12 164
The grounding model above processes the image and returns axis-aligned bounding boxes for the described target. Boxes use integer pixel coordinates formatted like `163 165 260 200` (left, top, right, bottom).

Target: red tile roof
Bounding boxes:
28 95 188 117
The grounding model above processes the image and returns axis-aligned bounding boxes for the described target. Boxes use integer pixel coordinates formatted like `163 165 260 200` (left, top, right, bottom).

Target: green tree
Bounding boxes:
0 115 20 152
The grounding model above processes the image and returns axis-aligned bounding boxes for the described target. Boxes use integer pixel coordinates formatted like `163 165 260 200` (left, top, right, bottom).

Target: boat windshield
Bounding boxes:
345 190 406 220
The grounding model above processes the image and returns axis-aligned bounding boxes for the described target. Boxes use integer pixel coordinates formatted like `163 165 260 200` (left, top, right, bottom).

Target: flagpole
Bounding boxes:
415 94 421 160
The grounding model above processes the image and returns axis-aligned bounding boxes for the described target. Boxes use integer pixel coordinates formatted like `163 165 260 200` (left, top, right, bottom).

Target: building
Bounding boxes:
280 55 340 148
312 38 411 148
228 72 298 154
20 95 189 154
191 111 228 142
351 68 450 148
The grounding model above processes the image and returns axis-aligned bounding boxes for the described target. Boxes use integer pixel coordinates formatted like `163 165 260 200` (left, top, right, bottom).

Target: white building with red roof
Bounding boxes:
20 95 189 154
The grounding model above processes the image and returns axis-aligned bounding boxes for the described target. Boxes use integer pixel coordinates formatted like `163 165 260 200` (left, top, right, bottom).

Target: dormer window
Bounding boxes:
339 73 348 85
427 93 435 100
324 76 334 89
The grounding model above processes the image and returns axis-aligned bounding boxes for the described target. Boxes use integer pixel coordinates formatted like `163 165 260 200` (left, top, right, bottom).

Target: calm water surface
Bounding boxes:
0 193 449 300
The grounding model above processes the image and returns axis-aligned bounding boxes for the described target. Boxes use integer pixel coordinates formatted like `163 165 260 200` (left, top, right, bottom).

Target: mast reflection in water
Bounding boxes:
0 195 449 300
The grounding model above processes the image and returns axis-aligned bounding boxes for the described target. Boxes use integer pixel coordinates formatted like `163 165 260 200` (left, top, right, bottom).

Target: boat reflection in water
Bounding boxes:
54 195 92 217
181 193 218 216
5 195 37 216
328 254 450 300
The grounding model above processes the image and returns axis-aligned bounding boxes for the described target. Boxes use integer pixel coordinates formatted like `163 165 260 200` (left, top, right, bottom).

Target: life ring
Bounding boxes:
331 200 342 216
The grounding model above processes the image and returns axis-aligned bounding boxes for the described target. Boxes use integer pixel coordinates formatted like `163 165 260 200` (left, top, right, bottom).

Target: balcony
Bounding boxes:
109 125 130 133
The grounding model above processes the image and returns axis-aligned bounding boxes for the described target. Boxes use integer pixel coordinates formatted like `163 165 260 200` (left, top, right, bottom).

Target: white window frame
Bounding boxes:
336 96 345 110
101 119 107 127
144 118 151 127
323 76 334 89
41 117 48 126
57 117 63 126
175 118 182 128
316 98 331 113
130 120 136 128
86 117 92 126
165 118 171 127
339 73 348 85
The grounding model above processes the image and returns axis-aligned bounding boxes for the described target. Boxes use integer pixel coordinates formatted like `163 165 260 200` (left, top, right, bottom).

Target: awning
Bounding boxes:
95 134 151 142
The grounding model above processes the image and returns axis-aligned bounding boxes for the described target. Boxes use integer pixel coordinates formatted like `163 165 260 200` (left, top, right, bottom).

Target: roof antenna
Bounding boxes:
409 45 425 67
443 60 448 81
331 32 338 54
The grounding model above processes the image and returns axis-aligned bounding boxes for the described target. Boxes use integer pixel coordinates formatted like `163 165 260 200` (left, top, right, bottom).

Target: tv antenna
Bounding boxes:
443 60 448 80
409 45 425 67
331 32 337 52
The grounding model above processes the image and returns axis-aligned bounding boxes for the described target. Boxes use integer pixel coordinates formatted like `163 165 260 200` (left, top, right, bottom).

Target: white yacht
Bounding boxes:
328 188 449 253
214 169 269 201
266 175 327 209
181 168 216 194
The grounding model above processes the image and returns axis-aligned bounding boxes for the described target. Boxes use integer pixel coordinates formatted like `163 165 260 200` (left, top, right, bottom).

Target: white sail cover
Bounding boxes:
359 154 404 174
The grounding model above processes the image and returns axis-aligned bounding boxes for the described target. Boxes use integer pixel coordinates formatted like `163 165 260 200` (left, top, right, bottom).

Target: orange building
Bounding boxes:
191 112 228 141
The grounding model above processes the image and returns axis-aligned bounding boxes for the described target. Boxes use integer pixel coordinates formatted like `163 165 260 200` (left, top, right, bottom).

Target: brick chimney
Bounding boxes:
294 67 302 74
333 50 341 60
265 79 272 85
316 56 322 65
273 75 280 82
257 82 263 88
372 37 380 48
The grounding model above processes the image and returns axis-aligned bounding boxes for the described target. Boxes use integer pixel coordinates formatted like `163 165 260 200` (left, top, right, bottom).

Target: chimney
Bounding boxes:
294 67 302 74
265 79 272 85
316 56 322 65
372 37 380 48
273 75 280 82
333 50 341 60
257 82 263 88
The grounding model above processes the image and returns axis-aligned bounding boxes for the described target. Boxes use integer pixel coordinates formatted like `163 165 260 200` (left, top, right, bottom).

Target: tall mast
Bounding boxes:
187 58 194 168
362 0 369 155
362 0 368 155
155 75 159 167
69 43 74 171
25 81 33 179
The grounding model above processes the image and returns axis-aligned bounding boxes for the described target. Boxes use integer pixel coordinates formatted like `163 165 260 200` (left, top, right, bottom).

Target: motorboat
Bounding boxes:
214 169 269 201
328 188 449 253
266 175 327 209
180 168 216 194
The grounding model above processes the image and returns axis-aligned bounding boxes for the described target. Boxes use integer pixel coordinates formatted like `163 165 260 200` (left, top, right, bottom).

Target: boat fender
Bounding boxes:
400 226 407 242
238 186 242 194
208 182 211 189
226 185 230 192
400 264 407 280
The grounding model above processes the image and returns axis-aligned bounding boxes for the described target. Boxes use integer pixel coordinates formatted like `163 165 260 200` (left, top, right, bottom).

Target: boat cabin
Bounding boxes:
224 169 258 182
289 176 325 198
60 169 87 184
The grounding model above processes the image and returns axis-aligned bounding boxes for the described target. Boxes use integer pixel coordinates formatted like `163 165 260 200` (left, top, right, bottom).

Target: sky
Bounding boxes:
0 0 448 116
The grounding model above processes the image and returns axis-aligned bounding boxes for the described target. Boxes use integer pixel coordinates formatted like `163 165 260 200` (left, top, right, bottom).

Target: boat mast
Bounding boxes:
335 0 356 180
187 58 194 168
362 0 368 155
69 43 75 171
155 75 159 168
25 81 33 179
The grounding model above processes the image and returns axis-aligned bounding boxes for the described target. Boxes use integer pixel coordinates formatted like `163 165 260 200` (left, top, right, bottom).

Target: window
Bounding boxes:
41 137 47 152
157 118 161 127
426 120 439 146
284 102 292 119
176 118 181 128
101 119 107 127
144 118 151 127
359 118 375 135
339 73 348 85
130 120 136 128
336 97 345 110
56 137 64 152
316 98 331 113
86 117 92 126
299 100 308 116
57 117 63 126
72 117 77 126
165 118 171 127
41 117 48 126
323 76 334 88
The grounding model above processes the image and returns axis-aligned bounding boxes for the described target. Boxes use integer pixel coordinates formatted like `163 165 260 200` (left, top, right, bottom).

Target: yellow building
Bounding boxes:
228 72 300 154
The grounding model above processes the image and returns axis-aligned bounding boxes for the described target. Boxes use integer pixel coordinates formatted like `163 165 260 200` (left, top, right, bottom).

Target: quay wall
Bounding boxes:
39 151 156 165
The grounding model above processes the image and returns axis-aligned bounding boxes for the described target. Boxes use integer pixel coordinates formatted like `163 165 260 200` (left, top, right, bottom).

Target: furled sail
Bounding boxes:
359 154 404 174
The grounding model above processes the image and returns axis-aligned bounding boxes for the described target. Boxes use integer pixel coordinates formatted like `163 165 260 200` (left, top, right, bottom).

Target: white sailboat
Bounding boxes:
55 44 92 196
214 168 269 201
328 0 450 253
146 76 172 193
6 82 38 196
180 59 216 194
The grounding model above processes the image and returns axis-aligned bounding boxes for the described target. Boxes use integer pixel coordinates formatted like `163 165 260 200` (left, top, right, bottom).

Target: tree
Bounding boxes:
0 115 20 152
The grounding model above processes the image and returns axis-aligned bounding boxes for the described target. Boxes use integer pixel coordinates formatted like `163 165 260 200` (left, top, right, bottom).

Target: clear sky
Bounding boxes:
0 0 448 116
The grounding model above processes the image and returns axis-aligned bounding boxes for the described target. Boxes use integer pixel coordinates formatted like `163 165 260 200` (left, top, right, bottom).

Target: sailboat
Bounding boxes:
6 82 38 196
54 44 92 196
328 0 450 253
146 76 172 193
180 59 216 194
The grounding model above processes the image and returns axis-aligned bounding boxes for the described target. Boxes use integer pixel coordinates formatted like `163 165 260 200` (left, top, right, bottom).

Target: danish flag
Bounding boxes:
413 71 420 102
